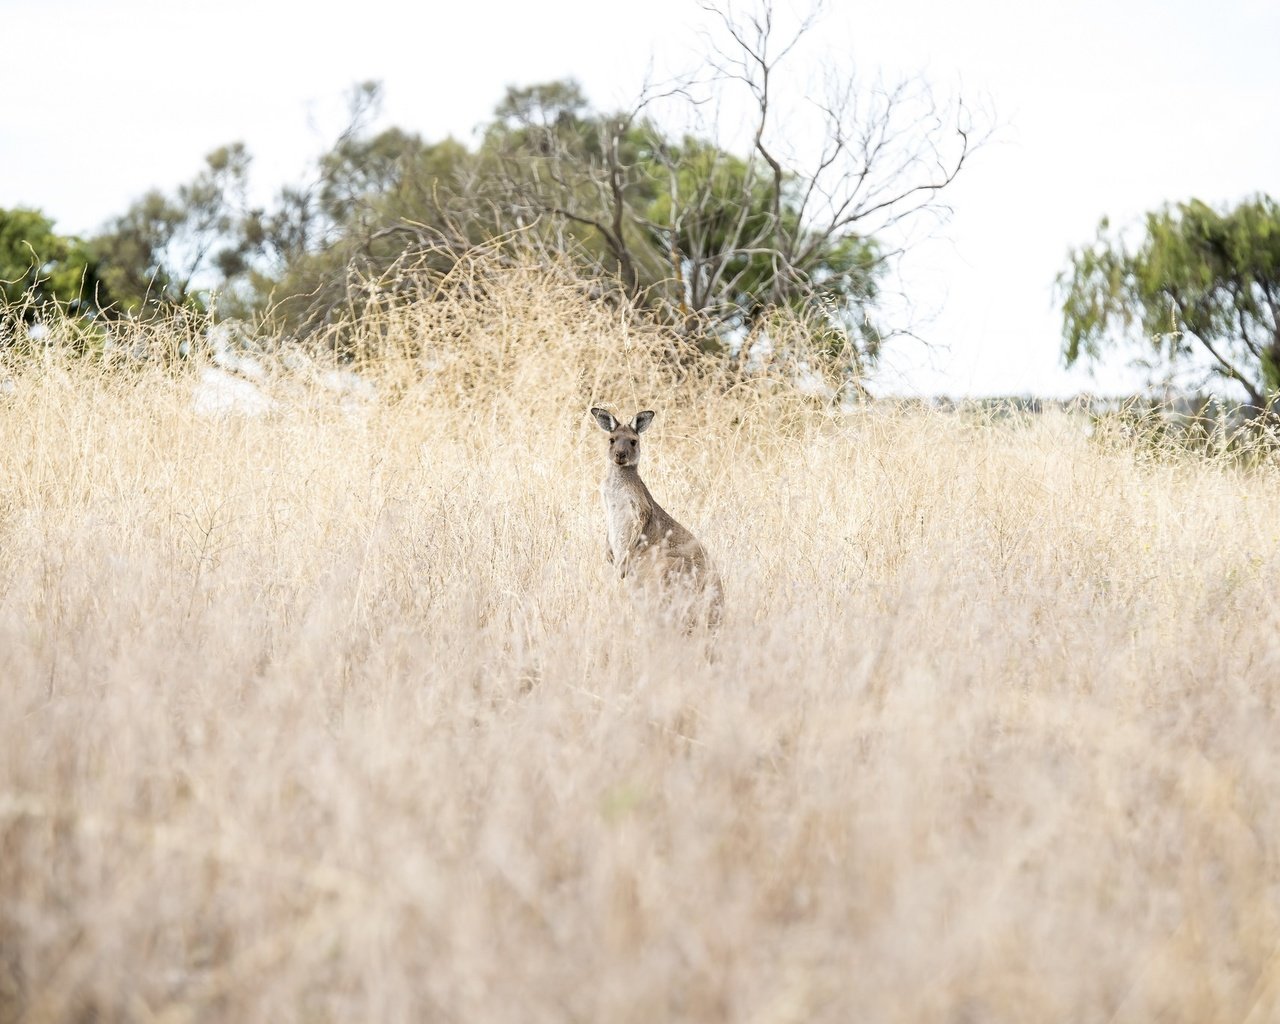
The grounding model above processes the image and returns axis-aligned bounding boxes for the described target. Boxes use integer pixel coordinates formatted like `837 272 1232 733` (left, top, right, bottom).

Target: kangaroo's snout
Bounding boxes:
611 439 639 466
607 429 641 468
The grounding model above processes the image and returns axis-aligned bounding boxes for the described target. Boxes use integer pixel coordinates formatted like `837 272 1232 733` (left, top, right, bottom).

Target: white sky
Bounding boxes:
4 0 1277 398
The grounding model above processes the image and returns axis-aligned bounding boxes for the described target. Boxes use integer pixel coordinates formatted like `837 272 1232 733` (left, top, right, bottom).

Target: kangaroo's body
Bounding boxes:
590 407 722 626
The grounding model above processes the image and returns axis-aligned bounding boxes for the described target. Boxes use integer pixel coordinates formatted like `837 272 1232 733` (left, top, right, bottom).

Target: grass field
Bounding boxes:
3 263 1280 1022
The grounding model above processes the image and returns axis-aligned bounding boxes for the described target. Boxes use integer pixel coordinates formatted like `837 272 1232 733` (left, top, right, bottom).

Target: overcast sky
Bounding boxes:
4 0 1277 397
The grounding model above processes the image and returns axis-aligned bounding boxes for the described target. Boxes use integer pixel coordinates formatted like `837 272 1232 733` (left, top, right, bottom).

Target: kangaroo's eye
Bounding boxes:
629 439 637 447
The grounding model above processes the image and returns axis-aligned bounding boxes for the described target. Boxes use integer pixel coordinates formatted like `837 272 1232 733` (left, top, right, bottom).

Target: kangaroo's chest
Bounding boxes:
600 480 651 554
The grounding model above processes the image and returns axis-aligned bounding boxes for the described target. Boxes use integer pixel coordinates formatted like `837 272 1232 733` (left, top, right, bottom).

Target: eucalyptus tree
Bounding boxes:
1059 195 1280 407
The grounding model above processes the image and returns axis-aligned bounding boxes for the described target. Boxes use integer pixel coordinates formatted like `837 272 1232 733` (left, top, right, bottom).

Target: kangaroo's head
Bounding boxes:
590 407 654 468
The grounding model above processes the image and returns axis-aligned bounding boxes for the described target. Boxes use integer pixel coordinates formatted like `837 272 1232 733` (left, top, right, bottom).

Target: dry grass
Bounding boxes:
3 262 1280 1023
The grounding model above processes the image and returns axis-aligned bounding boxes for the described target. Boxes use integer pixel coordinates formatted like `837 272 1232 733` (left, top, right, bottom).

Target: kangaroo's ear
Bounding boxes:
632 410 655 433
590 407 619 432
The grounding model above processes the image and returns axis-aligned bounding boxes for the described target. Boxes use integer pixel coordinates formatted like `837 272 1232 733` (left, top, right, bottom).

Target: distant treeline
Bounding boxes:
1 47 976 384
1 2 987 384
3 0 1277 409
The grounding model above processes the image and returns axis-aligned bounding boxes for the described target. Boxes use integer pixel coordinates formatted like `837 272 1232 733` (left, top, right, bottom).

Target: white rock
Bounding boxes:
319 369 376 401
193 367 273 417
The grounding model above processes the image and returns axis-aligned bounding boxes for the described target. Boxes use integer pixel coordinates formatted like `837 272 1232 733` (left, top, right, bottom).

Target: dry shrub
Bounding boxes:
2 258 1280 1022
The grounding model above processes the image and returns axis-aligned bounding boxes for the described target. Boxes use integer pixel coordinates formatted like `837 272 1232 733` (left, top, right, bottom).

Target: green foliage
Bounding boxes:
245 78 882 344
0 208 105 320
90 143 258 314
55 76 897 369
470 86 884 351
1059 195 1280 405
260 126 481 331
644 136 881 349
647 138 780 307
492 79 590 133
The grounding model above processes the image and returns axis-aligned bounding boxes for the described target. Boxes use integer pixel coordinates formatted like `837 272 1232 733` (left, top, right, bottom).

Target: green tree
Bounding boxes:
479 82 666 297
254 75 898 362
245 1 982 370
465 3 978 365
1059 195 1280 407
260 132 479 330
0 208 106 322
474 84 888 364
238 81 491 331
90 143 259 313
492 79 591 137
644 136 881 350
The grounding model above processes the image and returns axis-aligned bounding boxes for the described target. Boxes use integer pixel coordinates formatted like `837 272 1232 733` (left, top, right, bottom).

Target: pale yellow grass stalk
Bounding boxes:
2 265 1279 1022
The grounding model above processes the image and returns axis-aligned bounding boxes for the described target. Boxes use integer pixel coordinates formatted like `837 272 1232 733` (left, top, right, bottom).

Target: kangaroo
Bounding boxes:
590 406 722 626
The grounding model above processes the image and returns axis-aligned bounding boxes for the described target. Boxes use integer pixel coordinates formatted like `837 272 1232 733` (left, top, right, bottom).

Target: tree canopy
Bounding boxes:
89 143 258 315
1059 195 1280 407
4 1 982 379
0 208 104 321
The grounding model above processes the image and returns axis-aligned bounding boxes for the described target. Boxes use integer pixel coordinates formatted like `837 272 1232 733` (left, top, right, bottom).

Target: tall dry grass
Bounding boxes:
2 260 1280 1022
